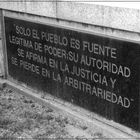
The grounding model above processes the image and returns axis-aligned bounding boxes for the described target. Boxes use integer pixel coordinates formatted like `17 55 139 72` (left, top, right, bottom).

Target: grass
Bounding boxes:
0 87 109 139
0 88 71 139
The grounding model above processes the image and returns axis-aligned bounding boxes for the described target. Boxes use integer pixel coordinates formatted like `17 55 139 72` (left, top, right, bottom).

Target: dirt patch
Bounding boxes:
0 87 110 139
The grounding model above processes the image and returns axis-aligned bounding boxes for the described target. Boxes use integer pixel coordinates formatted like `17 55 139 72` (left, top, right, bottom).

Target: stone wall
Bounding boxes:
0 1 140 33
0 1 140 76
0 10 4 77
0 1 140 137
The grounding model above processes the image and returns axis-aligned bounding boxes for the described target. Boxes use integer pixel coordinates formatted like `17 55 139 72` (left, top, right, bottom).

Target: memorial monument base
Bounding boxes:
0 3 140 137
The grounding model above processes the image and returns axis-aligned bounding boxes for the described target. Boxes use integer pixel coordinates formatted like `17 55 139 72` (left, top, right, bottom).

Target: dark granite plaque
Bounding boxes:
4 17 140 131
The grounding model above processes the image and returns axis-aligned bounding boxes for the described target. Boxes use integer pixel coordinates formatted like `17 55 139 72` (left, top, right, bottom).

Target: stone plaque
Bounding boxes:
4 17 140 131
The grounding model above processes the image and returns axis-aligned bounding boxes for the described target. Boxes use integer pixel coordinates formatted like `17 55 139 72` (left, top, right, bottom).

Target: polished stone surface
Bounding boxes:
5 17 140 132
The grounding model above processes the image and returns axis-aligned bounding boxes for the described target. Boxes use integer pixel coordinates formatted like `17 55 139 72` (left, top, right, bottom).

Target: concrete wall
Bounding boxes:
0 1 140 77
0 1 140 34
57 2 140 33
0 10 4 77
0 1 140 137
0 1 140 39
0 0 56 18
